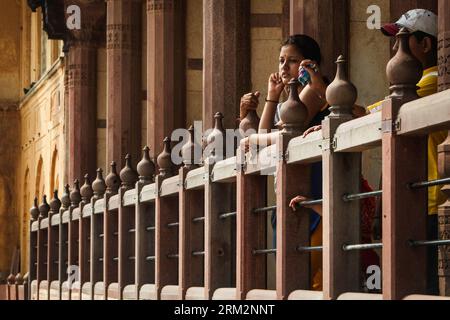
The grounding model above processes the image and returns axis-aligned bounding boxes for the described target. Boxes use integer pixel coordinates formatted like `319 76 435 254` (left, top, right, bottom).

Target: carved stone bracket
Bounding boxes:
147 0 173 12
27 0 106 50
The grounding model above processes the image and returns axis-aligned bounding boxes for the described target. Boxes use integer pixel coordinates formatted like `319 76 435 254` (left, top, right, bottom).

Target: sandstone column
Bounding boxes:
147 0 186 158
203 0 251 131
290 0 349 82
106 0 142 168
65 0 106 183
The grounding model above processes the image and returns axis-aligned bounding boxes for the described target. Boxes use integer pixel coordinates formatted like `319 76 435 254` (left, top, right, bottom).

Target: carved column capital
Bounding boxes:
147 0 174 12
63 0 106 49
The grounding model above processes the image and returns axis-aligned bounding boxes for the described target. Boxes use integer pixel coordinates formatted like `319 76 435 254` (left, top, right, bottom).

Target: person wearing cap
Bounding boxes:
367 8 447 295
368 8 440 111
298 8 447 295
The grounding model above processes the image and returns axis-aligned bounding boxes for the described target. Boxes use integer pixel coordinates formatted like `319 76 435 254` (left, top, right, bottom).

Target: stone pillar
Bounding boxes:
147 0 186 158
382 29 426 300
290 0 349 82
437 0 450 297
106 0 142 168
322 56 360 300
390 0 437 24
203 0 251 130
66 44 98 183
65 0 106 183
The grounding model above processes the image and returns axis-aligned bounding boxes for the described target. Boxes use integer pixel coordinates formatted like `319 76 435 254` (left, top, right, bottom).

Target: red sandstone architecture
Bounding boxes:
0 0 450 301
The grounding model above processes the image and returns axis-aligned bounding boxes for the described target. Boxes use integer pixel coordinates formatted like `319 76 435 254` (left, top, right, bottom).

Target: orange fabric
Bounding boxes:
311 221 323 291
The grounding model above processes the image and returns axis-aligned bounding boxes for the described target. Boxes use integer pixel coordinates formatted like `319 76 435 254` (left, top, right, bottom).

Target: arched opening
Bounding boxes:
35 156 44 201
50 148 58 195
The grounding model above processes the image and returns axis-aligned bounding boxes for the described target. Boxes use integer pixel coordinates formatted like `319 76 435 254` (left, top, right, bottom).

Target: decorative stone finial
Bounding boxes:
105 161 120 195
157 137 175 178
15 273 23 285
80 174 93 204
61 184 71 210
120 154 139 190
182 125 201 169
92 168 106 200
386 28 422 102
137 146 156 184
38 195 50 219
239 105 260 138
30 197 39 221
279 78 308 135
69 179 81 208
205 112 226 162
49 190 61 214
7 274 15 285
326 55 357 118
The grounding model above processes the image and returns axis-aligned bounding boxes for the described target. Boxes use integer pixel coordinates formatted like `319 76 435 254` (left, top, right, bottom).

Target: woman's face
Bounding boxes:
279 45 304 85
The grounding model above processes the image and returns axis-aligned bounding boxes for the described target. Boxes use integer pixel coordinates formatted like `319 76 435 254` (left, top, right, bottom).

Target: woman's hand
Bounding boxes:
240 92 260 120
302 125 322 138
267 73 284 100
300 60 326 96
289 195 323 216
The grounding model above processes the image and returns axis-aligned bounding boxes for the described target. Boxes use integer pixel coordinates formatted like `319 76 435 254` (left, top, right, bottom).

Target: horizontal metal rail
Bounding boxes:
252 248 276 255
193 201 325 221
342 190 382 202
167 222 179 228
296 245 323 252
110 256 136 261
409 177 450 189
342 243 382 251
254 200 324 214
253 206 276 214
298 199 323 206
409 239 450 247
219 212 236 219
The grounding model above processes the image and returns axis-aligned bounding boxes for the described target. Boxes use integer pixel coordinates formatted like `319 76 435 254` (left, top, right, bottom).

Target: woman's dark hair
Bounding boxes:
282 34 322 66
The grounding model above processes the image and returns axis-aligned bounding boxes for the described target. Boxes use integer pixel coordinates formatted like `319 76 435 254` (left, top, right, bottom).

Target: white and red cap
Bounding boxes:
381 9 437 37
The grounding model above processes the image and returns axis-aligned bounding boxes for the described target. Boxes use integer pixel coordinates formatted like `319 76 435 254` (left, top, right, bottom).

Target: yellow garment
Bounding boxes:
367 67 447 215
428 130 447 214
417 66 439 98
311 221 322 291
